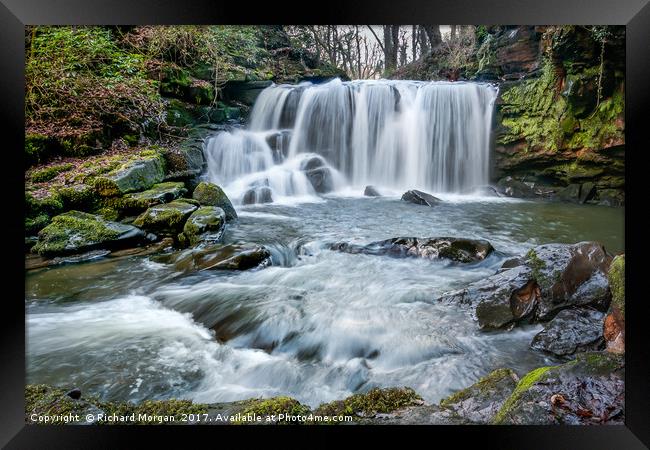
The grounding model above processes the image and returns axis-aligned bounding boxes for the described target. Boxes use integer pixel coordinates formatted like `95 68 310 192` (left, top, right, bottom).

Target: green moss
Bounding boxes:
57 185 98 211
25 214 51 235
440 368 516 408
493 365 557 424
97 399 208 425
525 248 546 282
607 255 625 318
132 201 197 233
32 211 123 255
30 163 74 183
314 387 422 418
25 384 93 423
235 396 311 424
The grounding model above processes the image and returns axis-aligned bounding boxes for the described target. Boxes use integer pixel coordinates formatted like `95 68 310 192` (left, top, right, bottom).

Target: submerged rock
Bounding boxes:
172 243 271 272
181 207 226 246
133 201 198 235
32 211 147 256
330 237 494 263
493 352 624 425
364 185 381 197
242 186 273 205
439 241 613 329
401 190 442 206
192 181 237 221
531 308 605 358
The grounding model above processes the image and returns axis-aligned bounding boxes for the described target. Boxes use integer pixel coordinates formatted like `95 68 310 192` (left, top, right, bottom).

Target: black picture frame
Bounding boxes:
2 0 647 447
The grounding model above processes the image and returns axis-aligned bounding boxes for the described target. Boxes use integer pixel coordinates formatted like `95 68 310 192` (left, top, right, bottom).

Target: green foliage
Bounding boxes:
25 26 165 144
493 366 556 424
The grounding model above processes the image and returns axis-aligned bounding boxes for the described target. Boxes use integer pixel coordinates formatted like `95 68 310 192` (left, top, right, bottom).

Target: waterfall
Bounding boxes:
204 78 497 204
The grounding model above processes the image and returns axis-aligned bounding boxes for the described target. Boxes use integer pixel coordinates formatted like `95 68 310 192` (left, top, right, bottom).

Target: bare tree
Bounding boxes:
422 25 442 51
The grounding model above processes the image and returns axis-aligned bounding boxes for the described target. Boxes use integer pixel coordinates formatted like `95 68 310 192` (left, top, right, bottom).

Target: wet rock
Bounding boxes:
305 167 334 194
242 186 273 205
556 183 582 203
438 368 519 424
163 142 205 178
133 201 198 235
265 130 291 163
579 182 596 203
496 176 536 198
439 242 613 329
401 190 442 206
32 211 147 257
604 255 625 354
173 243 271 272
531 308 605 358
330 237 494 263
93 154 166 197
300 155 326 172
364 185 381 197
182 207 226 246
466 185 501 197
192 181 237 221
66 388 82 400
493 352 625 425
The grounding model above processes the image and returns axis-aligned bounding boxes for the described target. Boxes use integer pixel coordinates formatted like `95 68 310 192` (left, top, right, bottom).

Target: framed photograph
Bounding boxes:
2 0 648 447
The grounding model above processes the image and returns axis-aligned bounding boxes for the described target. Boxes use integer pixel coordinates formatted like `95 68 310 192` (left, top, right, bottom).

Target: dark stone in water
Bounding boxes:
496 177 536 198
401 190 442 206
66 388 82 400
439 241 613 330
242 186 273 205
330 237 494 263
305 167 334 194
172 243 271 272
300 156 326 172
531 308 605 358
364 185 381 197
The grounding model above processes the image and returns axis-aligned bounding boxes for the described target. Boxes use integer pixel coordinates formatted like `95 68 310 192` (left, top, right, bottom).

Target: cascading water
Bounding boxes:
204 78 497 203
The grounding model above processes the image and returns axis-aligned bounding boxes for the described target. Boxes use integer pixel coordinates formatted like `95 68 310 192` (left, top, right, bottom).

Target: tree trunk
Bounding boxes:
422 25 442 51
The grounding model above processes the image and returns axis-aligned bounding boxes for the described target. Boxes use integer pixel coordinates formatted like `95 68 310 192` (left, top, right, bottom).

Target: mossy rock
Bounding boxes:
57 184 99 211
182 206 226 246
235 397 311 424
92 153 166 197
438 368 519 423
25 133 57 166
163 143 204 177
32 210 147 256
30 163 74 183
314 387 422 418
608 255 625 318
25 192 64 235
25 384 97 424
126 182 187 208
493 352 624 425
133 201 198 235
192 181 237 221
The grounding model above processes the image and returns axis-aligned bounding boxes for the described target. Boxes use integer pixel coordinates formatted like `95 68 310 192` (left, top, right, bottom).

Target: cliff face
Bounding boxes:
393 26 625 205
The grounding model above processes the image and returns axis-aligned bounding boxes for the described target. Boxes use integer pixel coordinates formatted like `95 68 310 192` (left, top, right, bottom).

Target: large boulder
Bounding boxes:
330 237 494 263
172 243 271 272
93 153 165 197
181 207 226 246
604 255 625 354
439 242 613 329
401 190 442 206
493 352 624 425
32 211 147 256
530 308 605 358
192 182 237 221
133 201 198 235
300 156 335 194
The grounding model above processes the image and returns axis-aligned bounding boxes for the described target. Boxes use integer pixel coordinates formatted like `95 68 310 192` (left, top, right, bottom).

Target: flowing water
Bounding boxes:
25 79 624 409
